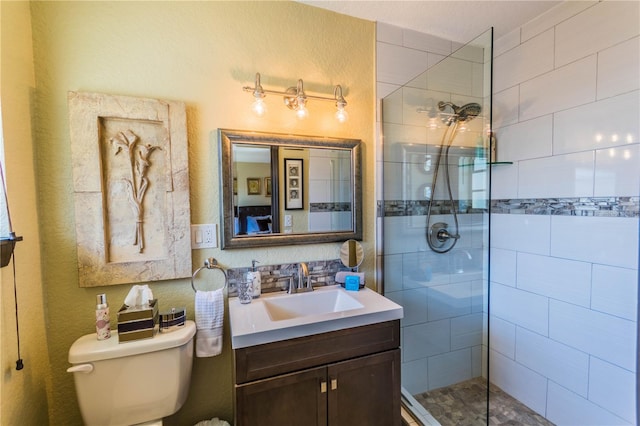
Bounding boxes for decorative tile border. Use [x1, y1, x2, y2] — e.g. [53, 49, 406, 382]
[378, 200, 484, 217]
[377, 197, 639, 218]
[309, 202, 352, 212]
[227, 259, 347, 296]
[490, 197, 639, 217]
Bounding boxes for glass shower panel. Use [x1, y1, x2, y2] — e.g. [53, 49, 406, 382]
[382, 29, 493, 425]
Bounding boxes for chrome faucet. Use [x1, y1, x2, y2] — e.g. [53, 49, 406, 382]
[288, 262, 312, 294]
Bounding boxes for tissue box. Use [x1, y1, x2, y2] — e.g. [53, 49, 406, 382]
[117, 299, 158, 343]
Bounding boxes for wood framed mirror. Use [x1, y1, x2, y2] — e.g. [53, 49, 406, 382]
[218, 129, 362, 249]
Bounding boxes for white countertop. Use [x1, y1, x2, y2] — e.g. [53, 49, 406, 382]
[229, 285, 403, 349]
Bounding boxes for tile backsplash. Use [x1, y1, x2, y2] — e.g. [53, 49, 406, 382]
[226, 258, 347, 296]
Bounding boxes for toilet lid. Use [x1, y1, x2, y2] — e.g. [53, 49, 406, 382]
[68, 320, 195, 363]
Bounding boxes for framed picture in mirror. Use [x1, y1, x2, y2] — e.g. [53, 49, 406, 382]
[247, 177, 261, 195]
[264, 177, 271, 196]
[285, 158, 303, 210]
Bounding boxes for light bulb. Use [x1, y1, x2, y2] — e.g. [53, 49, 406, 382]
[252, 97, 266, 117]
[296, 97, 308, 119]
[335, 105, 348, 123]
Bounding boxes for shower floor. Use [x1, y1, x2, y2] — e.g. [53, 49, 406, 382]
[413, 377, 555, 426]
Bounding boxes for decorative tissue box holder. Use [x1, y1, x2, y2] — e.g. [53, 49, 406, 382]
[117, 299, 158, 343]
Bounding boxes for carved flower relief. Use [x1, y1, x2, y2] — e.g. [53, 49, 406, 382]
[110, 130, 162, 253]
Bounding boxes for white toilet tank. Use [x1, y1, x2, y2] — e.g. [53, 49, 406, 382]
[68, 320, 196, 426]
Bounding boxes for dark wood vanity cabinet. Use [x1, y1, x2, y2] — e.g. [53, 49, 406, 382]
[233, 320, 401, 426]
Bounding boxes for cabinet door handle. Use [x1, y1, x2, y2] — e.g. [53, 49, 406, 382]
[331, 378, 338, 390]
[321, 381, 327, 393]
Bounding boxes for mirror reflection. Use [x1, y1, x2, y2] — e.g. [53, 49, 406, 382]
[219, 130, 362, 249]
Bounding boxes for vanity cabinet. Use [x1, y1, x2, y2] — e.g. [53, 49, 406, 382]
[233, 320, 401, 426]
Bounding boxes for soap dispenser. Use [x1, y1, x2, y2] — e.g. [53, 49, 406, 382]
[247, 260, 261, 298]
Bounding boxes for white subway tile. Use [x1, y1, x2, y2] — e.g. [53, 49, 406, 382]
[428, 348, 472, 390]
[490, 213, 550, 255]
[403, 29, 452, 56]
[521, 1, 597, 42]
[377, 42, 432, 86]
[472, 345, 483, 377]
[515, 327, 589, 396]
[331, 211, 351, 231]
[382, 124, 429, 163]
[489, 163, 518, 199]
[595, 144, 640, 197]
[547, 381, 632, 426]
[402, 87, 445, 126]
[551, 216, 639, 269]
[401, 358, 429, 395]
[489, 247, 516, 287]
[451, 41, 484, 63]
[489, 350, 548, 416]
[520, 56, 597, 121]
[589, 357, 637, 423]
[591, 264, 638, 321]
[427, 282, 471, 321]
[489, 315, 516, 359]
[490, 283, 549, 336]
[403, 250, 450, 288]
[598, 36, 640, 100]
[554, 91, 640, 155]
[494, 29, 554, 94]
[405, 70, 428, 90]
[493, 27, 520, 58]
[517, 252, 591, 307]
[383, 253, 404, 293]
[377, 22, 403, 44]
[382, 161, 404, 200]
[377, 81, 401, 100]
[451, 313, 483, 350]
[518, 151, 594, 198]
[381, 88, 404, 124]
[549, 299, 636, 371]
[497, 115, 553, 162]
[386, 288, 428, 327]
[403, 319, 450, 361]
[426, 55, 475, 96]
[492, 86, 519, 128]
[555, 1, 640, 68]
[383, 216, 428, 255]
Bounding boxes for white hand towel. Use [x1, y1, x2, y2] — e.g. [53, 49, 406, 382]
[195, 289, 224, 357]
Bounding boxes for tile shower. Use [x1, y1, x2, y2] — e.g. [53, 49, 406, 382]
[377, 1, 639, 424]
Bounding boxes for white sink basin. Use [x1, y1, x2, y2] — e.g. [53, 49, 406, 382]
[263, 290, 364, 321]
[229, 285, 403, 349]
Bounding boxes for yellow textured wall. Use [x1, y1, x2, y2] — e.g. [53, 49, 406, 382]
[28, 1, 374, 424]
[0, 1, 50, 425]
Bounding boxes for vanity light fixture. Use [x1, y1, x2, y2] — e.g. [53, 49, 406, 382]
[243, 73, 348, 121]
[250, 73, 267, 117]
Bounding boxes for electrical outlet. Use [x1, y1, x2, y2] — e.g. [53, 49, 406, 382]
[284, 215, 292, 227]
[191, 224, 217, 249]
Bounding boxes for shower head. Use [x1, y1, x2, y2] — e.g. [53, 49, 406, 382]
[437, 101, 482, 125]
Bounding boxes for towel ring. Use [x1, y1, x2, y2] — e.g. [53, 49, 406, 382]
[191, 257, 228, 292]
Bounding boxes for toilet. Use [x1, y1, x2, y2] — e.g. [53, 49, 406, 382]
[67, 320, 196, 426]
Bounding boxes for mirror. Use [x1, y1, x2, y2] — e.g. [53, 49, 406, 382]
[218, 129, 362, 249]
[340, 239, 364, 270]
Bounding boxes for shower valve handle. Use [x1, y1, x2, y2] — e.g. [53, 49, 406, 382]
[437, 228, 460, 241]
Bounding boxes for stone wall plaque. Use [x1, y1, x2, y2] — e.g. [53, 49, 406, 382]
[68, 91, 191, 287]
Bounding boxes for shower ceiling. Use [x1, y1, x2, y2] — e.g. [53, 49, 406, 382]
[298, 0, 561, 43]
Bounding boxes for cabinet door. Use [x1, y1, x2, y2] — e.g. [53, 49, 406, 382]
[235, 365, 328, 426]
[327, 349, 401, 426]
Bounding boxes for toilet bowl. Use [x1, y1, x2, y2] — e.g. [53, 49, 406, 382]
[68, 320, 196, 426]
